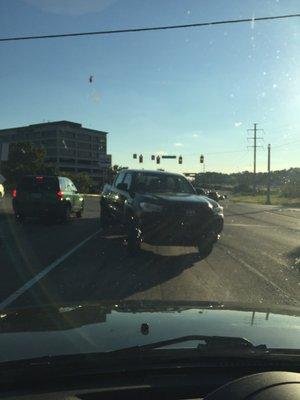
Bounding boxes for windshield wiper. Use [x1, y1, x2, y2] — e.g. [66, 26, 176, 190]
[111, 335, 268, 355]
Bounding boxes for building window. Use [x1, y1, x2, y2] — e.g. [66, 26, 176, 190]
[45, 157, 56, 163]
[77, 133, 91, 142]
[78, 151, 91, 158]
[77, 159, 91, 165]
[59, 158, 76, 164]
[46, 148, 57, 156]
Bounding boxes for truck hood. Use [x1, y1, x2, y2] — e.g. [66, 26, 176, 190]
[141, 193, 212, 206]
[0, 301, 299, 363]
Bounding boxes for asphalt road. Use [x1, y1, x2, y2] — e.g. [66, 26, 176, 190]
[0, 197, 299, 310]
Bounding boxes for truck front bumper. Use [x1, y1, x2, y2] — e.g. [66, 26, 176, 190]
[139, 212, 223, 246]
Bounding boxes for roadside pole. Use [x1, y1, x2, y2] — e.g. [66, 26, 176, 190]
[266, 144, 271, 205]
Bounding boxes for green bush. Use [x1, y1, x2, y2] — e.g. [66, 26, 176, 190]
[233, 183, 252, 194]
[281, 183, 300, 198]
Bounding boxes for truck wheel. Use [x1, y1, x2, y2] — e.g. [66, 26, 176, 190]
[127, 222, 142, 256]
[197, 241, 213, 258]
[15, 213, 25, 224]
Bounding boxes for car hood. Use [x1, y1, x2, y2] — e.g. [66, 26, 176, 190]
[0, 301, 299, 363]
[141, 193, 212, 206]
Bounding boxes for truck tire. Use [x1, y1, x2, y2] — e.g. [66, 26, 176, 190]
[197, 241, 213, 258]
[15, 213, 25, 224]
[127, 221, 142, 256]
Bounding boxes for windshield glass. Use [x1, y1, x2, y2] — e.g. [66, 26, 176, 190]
[134, 172, 195, 194]
[0, 0, 299, 370]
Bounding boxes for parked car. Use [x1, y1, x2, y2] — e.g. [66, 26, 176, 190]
[100, 170, 223, 256]
[194, 187, 208, 196]
[12, 175, 84, 223]
[0, 183, 4, 203]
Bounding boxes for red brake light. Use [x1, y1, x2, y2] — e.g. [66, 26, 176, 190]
[12, 189, 17, 198]
[56, 191, 63, 199]
[36, 176, 44, 181]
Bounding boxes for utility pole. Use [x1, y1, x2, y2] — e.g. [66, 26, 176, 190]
[266, 144, 271, 205]
[247, 123, 263, 193]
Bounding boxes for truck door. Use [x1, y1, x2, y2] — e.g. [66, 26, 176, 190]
[109, 171, 126, 220]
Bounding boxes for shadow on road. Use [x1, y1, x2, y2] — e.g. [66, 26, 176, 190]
[9, 228, 208, 308]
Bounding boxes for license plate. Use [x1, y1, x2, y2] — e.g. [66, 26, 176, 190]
[31, 193, 42, 200]
[186, 209, 196, 216]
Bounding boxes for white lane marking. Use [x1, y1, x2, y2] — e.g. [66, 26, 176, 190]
[0, 228, 102, 310]
[224, 249, 300, 305]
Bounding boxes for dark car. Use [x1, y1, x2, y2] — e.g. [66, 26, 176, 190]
[12, 175, 84, 222]
[194, 187, 208, 196]
[100, 170, 223, 256]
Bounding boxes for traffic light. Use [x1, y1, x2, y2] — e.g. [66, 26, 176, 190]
[200, 155, 204, 163]
[156, 156, 160, 164]
[139, 154, 143, 163]
[151, 155, 155, 161]
[178, 155, 183, 164]
[133, 154, 137, 159]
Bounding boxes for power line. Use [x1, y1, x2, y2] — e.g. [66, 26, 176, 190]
[185, 149, 249, 156]
[0, 13, 299, 42]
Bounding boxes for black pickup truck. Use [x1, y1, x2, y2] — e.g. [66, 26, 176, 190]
[100, 169, 224, 256]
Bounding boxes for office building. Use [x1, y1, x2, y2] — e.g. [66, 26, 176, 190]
[0, 121, 111, 184]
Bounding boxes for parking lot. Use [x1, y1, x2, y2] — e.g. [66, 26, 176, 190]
[0, 196, 299, 310]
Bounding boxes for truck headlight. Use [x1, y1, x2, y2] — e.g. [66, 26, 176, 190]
[207, 199, 223, 215]
[140, 202, 163, 212]
[213, 204, 223, 215]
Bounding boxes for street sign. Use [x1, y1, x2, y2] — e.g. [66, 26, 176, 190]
[161, 155, 176, 159]
[0, 143, 9, 161]
[99, 154, 112, 168]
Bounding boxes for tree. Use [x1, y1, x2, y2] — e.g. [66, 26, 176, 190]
[1, 142, 56, 185]
[107, 165, 126, 183]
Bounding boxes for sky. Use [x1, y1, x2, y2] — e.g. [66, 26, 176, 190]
[0, 0, 299, 173]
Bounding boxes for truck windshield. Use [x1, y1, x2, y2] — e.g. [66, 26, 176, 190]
[133, 173, 195, 194]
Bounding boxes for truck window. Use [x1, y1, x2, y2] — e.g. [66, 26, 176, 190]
[114, 173, 125, 188]
[123, 173, 132, 190]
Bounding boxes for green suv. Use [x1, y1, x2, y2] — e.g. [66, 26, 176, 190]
[12, 175, 84, 222]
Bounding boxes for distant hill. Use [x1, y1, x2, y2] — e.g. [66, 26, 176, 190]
[195, 168, 300, 188]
